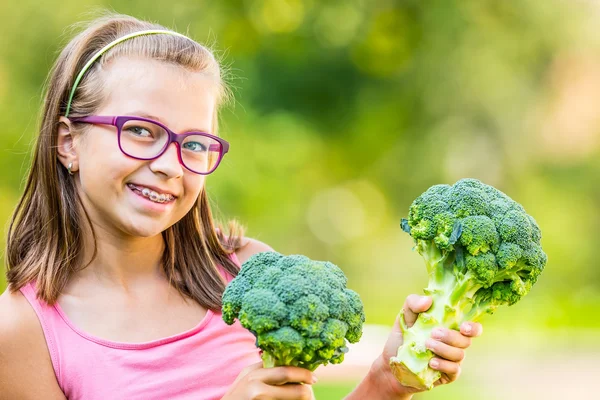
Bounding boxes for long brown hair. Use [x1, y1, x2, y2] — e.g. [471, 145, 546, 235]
[5, 12, 244, 310]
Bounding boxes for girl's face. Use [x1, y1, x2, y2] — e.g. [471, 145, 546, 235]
[61, 57, 218, 238]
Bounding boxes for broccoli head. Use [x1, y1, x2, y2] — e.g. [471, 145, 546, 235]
[222, 251, 365, 371]
[392, 178, 547, 390]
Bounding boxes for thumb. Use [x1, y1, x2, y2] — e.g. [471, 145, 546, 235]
[222, 361, 263, 398]
[382, 314, 404, 360]
[403, 294, 432, 328]
[234, 361, 263, 383]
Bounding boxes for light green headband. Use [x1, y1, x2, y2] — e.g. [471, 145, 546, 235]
[64, 29, 192, 117]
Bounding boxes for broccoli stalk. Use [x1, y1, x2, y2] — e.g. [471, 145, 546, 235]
[222, 252, 365, 372]
[390, 179, 547, 390]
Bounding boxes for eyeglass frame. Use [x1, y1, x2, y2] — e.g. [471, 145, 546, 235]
[68, 115, 230, 175]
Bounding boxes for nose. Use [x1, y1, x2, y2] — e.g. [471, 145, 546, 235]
[149, 142, 184, 178]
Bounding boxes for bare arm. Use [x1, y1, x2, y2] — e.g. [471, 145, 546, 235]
[0, 288, 67, 400]
[235, 237, 275, 264]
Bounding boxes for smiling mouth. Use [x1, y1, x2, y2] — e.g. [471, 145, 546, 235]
[127, 183, 176, 204]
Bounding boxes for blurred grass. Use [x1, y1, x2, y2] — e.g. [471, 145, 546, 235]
[313, 383, 356, 400]
[314, 382, 506, 400]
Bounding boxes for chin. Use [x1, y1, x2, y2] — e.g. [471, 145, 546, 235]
[125, 226, 165, 238]
[120, 218, 173, 238]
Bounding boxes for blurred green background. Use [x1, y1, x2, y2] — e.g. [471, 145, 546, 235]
[1, 0, 598, 398]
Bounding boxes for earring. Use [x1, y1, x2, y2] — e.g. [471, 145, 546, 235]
[67, 162, 74, 175]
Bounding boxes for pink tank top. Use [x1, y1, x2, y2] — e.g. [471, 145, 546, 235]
[19, 253, 261, 400]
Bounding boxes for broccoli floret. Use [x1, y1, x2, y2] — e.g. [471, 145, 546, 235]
[222, 251, 365, 371]
[459, 215, 500, 255]
[392, 178, 547, 390]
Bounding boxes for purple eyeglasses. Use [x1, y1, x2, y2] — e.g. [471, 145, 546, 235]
[69, 115, 229, 175]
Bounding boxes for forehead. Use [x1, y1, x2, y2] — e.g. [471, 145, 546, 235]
[97, 56, 217, 131]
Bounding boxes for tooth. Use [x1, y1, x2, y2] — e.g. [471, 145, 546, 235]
[142, 188, 150, 197]
[150, 192, 159, 202]
[159, 194, 166, 202]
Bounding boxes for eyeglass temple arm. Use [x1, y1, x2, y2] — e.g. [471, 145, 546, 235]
[69, 116, 117, 125]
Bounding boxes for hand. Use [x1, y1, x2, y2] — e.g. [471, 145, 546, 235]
[222, 362, 317, 400]
[373, 294, 483, 398]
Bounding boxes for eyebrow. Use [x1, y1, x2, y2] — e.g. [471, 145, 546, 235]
[126, 111, 211, 133]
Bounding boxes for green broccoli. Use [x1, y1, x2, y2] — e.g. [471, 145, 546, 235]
[392, 178, 547, 390]
[222, 251, 365, 371]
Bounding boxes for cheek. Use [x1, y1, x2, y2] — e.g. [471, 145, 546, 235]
[181, 175, 205, 206]
[77, 134, 141, 193]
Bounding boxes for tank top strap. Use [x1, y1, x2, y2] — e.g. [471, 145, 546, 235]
[218, 251, 241, 284]
[19, 282, 63, 384]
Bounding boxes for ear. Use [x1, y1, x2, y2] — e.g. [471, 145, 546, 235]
[56, 116, 80, 174]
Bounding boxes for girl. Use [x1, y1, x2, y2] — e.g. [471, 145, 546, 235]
[0, 13, 482, 400]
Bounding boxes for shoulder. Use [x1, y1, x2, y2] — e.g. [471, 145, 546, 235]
[0, 288, 66, 399]
[0, 286, 42, 345]
[234, 237, 275, 265]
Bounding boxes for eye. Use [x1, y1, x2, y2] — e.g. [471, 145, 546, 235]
[126, 126, 153, 138]
[183, 141, 208, 152]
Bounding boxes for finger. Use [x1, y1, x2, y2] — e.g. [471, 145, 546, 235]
[266, 383, 314, 400]
[260, 366, 316, 386]
[382, 314, 405, 359]
[460, 322, 483, 337]
[429, 358, 461, 382]
[431, 328, 472, 349]
[240, 362, 263, 376]
[403, 295, 432, 328]
[426, 339, 465, 363]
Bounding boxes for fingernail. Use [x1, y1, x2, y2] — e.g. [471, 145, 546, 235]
[463, 324, 472, 334]
[426, 339, 437, 350]
[431, 328, 444, 339]
[312, 375, 318, 384]
[430, 359, 439, 369]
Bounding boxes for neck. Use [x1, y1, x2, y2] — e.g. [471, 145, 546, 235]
[76, 222, 166, 291]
